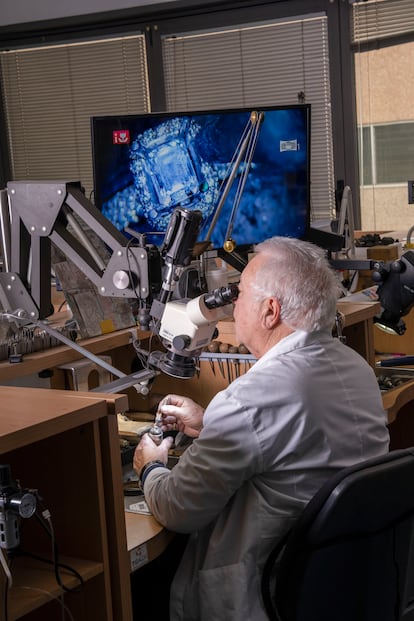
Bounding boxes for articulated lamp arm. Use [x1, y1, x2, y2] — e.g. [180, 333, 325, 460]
[0, 181, 158, 322]
[0, 180, 237, 381]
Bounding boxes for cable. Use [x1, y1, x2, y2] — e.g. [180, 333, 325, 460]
[3, 578, 7, 621]
[1, 493, 83, 620]
[126, 237, 144, 308]
[15, 505, 84, 593]
[43, 509, 84, 593]
[36, 507, 84, 593]
[0, 547, 12, 588]
[131, 333, 152, 370]
[15, 548, 84, 593]
[0, 547, 12, 621]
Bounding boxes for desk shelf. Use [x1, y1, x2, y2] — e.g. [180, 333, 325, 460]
[7, 556, 104, 620]
[0, 327, 135, 383]
[0, 386, 132, 621]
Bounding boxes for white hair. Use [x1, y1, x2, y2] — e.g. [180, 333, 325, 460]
[252, 236, 341, 332]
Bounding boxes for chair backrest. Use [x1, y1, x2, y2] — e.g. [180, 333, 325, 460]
[261, 448, 414, 621]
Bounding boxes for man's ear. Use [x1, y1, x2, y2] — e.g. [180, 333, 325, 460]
[262, 296, 281, 329]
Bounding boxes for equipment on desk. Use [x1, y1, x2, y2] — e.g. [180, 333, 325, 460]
[331, 249, 414, 337]
[2, 157, 413, 387]
[320, 183, 414, 336]
[0, 463, 85, 603]
[0, 112, 272, 385]
[0, 464, 37, 551]
[152, 282, 238, 378]
[0, 181, 241, 386]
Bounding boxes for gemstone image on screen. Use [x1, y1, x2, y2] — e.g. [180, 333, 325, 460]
[93, 106, 310, 248]
[128, 117, 217, 232]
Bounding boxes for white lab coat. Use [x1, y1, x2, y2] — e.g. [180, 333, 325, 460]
[143, 329, 390, 621]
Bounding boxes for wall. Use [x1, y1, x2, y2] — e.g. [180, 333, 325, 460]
[355, 41, 414, 235]
[0, 0, 181, 26]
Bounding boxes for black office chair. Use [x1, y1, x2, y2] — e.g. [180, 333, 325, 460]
[261, 448, 414, 621]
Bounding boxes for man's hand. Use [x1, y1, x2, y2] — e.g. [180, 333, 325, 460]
[160, 394, 204, 438]
[133, 434, 173, 476]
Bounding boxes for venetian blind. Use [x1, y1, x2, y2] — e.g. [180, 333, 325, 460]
[162, 14, 335, 221]
[0, 35, 150, 198]
[352, 0, 414, 45]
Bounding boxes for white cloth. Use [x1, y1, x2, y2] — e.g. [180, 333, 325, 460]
[143, 329, 389, 621]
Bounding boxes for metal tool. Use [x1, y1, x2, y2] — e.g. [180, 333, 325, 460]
[200, 349, 256, 383]
[148, 395, 170, 445]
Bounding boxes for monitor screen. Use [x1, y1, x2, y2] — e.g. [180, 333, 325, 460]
[91, 105, 310, 249]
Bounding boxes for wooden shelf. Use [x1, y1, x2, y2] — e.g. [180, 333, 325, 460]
[0, 327, 137, 383]
[7, 556, 104, 620]
[0, 386, 132, 621]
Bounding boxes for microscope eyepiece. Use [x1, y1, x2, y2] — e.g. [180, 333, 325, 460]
[203, 283, 239, 309]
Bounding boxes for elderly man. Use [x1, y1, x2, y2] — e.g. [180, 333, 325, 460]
[134, 236, 389, 621]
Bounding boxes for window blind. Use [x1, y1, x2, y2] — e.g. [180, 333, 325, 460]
[352, 0, 414, 45]
[162, 14, 335, 221]
[0, 35, 150, 198]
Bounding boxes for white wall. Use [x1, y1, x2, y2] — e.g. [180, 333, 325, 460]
[0, 0, 181, 27]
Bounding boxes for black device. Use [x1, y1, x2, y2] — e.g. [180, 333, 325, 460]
[0, 464, 37, 550]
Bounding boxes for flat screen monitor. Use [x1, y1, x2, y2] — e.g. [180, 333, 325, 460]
[91, 105, 310, 249]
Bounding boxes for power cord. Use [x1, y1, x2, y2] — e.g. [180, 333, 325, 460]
[33, 507, 84, 592]
[0, 546, 12, 621]
[10, 502, 84, 594]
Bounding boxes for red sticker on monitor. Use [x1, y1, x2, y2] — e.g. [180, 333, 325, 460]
[113, 130, 130, 144]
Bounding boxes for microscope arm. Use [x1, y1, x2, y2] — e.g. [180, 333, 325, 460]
[0, 180, 233, 380]
[331, 251, 414, 336]
[0, 181, 155, 321]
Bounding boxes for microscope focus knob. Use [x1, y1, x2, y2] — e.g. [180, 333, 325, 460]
[113, 270, 134, 290]
[172, 335, 191, 351]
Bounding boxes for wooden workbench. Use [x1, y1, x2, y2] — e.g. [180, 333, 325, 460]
[125, 512, 174, 573]
[0, 299, 381, 384]
[0, 296, 411, 618]
[0, 325, 135, 383]
[336, 298, 380, 368]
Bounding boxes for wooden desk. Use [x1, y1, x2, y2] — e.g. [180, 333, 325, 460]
[336, 299, 380, 367]
[374, 305, 414, 356]
[382, 379, 414, 425]
[0, 326, 135, 383]
[0, 300, 380, 385]
[0, 386, 132, 621]
[377, 369, 414, 450]
[125, 512, 174, 572]
[0, 299, 402, 598]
